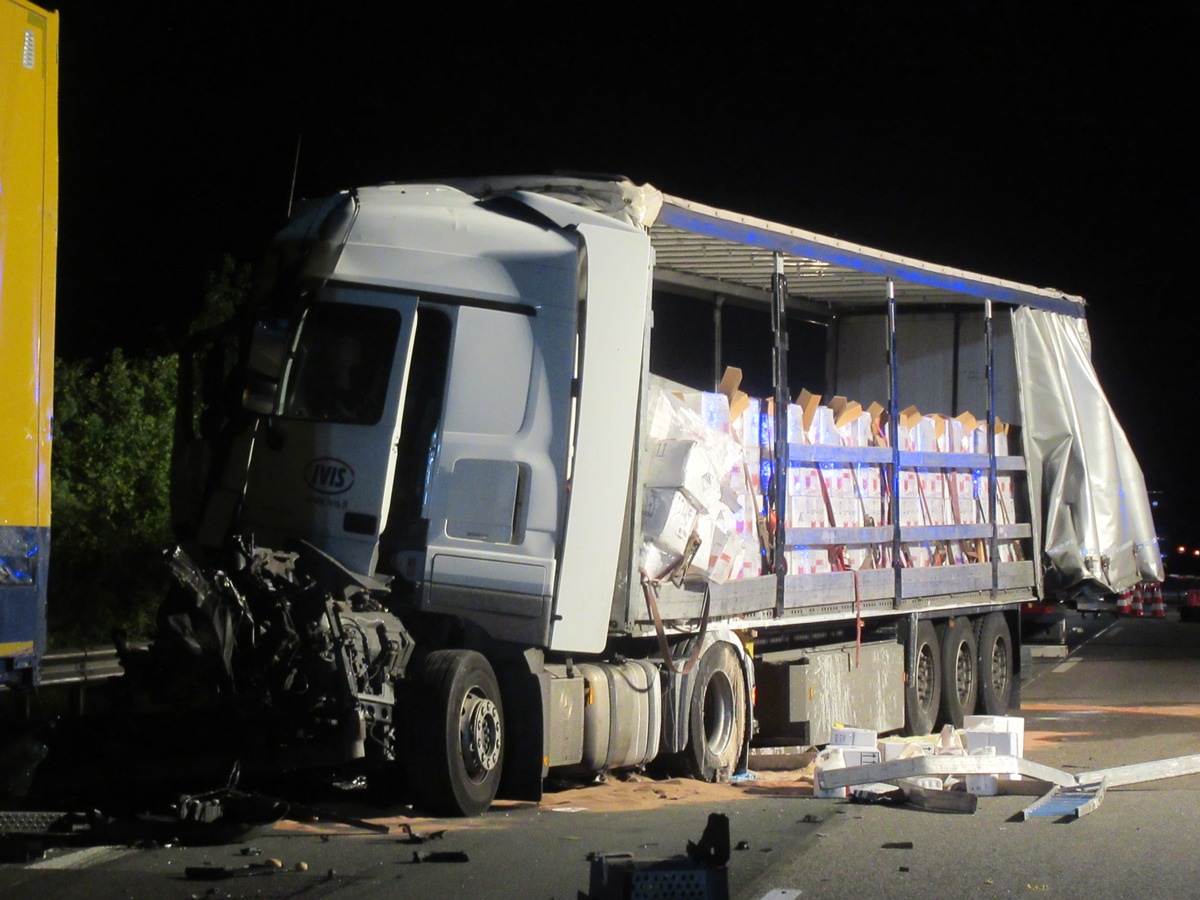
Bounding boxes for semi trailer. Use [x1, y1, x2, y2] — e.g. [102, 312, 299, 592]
[140, 174, 1159, 816]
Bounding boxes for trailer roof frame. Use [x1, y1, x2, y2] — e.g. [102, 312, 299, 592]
[651, 194, 1087, 318]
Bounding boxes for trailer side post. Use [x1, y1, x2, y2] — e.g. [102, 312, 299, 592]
[887, 280, 902, 603]
[772, 254, 789, 611]
[986, 298, 998, 598]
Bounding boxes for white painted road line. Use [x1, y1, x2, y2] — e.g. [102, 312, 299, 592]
[28, 846, 134, 870]
[1052, 659, 1081, 674]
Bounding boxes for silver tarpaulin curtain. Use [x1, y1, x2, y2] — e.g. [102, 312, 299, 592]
[1012, 307, 1161, 598]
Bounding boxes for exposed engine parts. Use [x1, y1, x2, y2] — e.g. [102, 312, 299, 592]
[119, 537, 414, 770]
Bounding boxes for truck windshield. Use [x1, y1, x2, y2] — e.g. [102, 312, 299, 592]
[279, 302, 402, 424]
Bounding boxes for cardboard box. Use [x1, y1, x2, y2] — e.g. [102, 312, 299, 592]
[718, 367, 750, 422]
[918, 470, 948, 526]
[786, 495, 830, 529]
[951, 471, 977, 524]
[878, 740, 935, 762]
[831, 726, 877, 747]
[795, 388, 822, 434]
[646, 439, 722, 513]
[837, 410, 872, 447]
[642, 488, 699, 556]
[639, 542, 680, 581]
[809, 406, 838, 446]
[787, 547, 830, 575]
[966, 773, 1001, 796]
[856, 466, 884, 526]
[842, 748, 882, 768]
[964, 715, 1024, 783]
[899, 470, 922, 527]
[676, 391, 731, 435]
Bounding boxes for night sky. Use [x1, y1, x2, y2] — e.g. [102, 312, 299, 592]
[46, 3, 1200, 538]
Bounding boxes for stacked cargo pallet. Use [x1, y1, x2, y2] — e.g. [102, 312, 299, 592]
[639, 371, 1020, 587]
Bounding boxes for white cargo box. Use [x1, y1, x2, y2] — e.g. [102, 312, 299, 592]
[645, 439, 722, 513]
[830, 725, 878, 748]
[642, 488, 698, 556]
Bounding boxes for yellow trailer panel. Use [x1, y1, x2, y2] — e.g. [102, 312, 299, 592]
[0, 0, 57, 685]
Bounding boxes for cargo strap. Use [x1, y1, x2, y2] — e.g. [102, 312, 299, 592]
[639, 564, 711, 677]
[815, 465, 848, 572]
[849, 463, 882, 569]
[913, 469, 952, 566]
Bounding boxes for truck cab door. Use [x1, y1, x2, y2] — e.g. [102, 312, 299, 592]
[238, 286, 418, 575]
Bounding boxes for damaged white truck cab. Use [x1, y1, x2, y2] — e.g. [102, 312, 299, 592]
[169, 175, 1159, 816]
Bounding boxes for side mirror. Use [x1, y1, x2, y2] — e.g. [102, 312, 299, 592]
[242, 317, 292, 415]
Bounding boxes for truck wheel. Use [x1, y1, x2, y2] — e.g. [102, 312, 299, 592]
[976, 613, 1013, 715]
[903, 620, 942, 736]
[684, 642, 746, 782]
[412, 650, 504, 816]
[938, 617, 978, 728]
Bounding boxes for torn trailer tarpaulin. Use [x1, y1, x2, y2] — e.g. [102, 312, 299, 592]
[1013, 307, 1162, 598]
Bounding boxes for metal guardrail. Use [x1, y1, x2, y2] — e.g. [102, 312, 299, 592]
[39, 646, 126, 686]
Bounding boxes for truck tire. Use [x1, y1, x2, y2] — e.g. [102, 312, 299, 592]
[938, 617, 978, 728]
[975, 612, 1013, 715]
[684, 642, 746, 782]
[903, 620, 942, 736]
[412, 650, 504, 816]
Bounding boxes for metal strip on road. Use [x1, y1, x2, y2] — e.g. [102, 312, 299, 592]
[28, 846, 135, 870]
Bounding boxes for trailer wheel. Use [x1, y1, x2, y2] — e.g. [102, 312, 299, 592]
[684, 642, 746, 782]
[938, 617, 978, 728]
[976, 613, 1013, 715]
[412, 650, 504, 816]
[903, 620, 942, 736]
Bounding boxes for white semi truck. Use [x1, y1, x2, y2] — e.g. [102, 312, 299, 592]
[154, 175, 1159, 816]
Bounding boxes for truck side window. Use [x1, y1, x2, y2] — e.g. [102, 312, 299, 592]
[280, 303, 401, 424]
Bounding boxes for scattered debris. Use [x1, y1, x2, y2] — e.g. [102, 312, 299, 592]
[184, 859, 284, 880]
[585, 814, 731, 900]
[849, 784, 904, 805]
[900, 781, 978, 815]
[686, 813, 730, 867]
[1020, 779, 1107, 820]
[816, 753, 1073, 793]
[396, 823, 445, 844]
[817, 744, 1200, 822]
[410, 850, 469, 863]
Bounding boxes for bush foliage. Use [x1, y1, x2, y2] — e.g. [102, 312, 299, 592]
[49, 351, 178, 646]
[48, 256, 251, 647]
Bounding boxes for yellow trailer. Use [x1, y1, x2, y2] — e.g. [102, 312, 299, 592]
[0, 0, 57, 687]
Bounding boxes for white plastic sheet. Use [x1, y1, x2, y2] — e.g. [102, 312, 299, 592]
[1013, 308, 1161, 597]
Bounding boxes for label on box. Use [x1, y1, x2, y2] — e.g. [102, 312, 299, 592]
[841, 748, 882, 768]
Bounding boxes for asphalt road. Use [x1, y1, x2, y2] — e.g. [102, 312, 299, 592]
[2, 612, 1199, 899]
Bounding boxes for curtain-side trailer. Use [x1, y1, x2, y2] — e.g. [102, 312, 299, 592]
[154, 175, 1159, 816]
[0, 0, 57, 690]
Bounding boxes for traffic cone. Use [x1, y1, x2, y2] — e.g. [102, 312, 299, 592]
[1129, 583, 1145, 617]
[1116, 589, 1132, 616]
[1183, 589, 1200, 622]
[1148, 582, 1166, 618]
